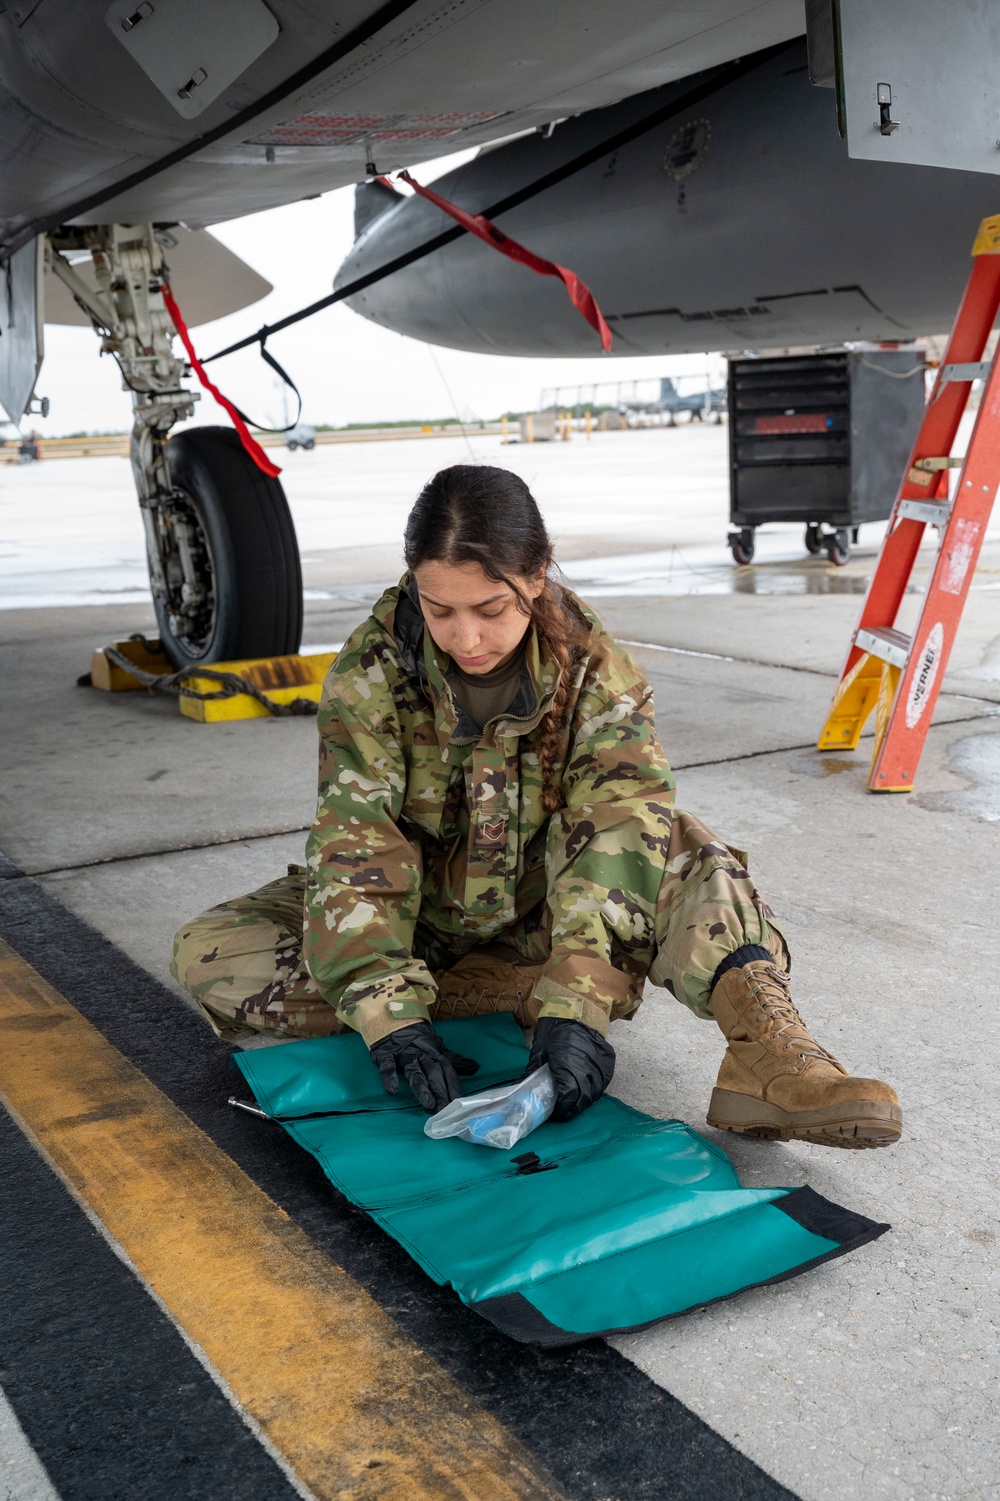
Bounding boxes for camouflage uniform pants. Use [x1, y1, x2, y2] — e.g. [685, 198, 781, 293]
[170, 810, 788, 1042]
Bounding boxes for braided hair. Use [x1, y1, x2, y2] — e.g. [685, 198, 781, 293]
[404, 464, 579, 813]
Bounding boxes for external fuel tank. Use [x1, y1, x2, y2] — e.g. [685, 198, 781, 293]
[336, 41, 1000, 356]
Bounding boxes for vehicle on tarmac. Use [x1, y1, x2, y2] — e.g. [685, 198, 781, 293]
[0, 1, 990, 665]
[285, 423, 316, 452]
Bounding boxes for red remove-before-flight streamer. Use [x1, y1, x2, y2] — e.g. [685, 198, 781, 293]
[161, 283, 282, 479]
[396, 171, 612, 352]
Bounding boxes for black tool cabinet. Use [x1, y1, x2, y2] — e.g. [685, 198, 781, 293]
[726, 349, 926, 565]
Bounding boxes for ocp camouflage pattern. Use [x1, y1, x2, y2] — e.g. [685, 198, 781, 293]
[291, 578, 786, 1046]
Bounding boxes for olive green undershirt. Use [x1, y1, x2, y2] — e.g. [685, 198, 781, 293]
[450, 641, 526, 731]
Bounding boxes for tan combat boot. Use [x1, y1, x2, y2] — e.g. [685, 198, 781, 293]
[706, 960, 902, 1148]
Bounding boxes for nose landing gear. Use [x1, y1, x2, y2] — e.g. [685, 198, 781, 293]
[47, 223, 302, 668]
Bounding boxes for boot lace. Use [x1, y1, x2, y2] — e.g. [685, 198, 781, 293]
[745, 964, 840, 1066]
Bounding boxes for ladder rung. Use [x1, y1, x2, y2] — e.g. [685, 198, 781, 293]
[897, 497, 952, 525]
[940, 361, 991, 384]
[855, 626, 911, 668]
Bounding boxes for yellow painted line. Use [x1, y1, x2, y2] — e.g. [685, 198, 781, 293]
[0, 940, 567, 1501]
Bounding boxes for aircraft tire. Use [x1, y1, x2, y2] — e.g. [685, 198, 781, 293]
[152, 426, 303, 668]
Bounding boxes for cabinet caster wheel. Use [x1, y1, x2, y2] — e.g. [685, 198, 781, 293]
[827, 528, 850, 566]
[729, 527, 755, 565]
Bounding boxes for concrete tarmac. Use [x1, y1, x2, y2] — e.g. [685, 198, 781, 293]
[2, 425, 999, 1500]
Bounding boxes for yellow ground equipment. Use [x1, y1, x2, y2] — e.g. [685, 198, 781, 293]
[90, 638, 336, 721]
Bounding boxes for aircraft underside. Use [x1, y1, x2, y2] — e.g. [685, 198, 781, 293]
[0, 0, 808, 667]
[0, 0, 803, 245]
[2, 2, 999, 669]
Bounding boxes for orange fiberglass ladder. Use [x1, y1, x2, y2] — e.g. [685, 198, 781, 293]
[818, 213, 1000, 791]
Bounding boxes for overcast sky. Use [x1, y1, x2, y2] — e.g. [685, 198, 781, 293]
[32, 150, 725, 437]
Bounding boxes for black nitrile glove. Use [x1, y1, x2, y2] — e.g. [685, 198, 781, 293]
[527, 1016, 616, 1121]
[370, 1021, 479, 1113]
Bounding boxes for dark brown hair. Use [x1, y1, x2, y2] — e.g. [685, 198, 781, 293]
[404, 464, 579, 812]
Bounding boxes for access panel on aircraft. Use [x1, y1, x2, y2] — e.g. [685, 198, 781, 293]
[839, 0, 1000, 175]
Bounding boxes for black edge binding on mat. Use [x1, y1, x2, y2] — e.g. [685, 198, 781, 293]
[475, 1190, 890, 1348]
[772, 1184, 890, 1247]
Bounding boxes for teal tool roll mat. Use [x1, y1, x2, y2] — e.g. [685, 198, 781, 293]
[233, 1014, 889, 1346]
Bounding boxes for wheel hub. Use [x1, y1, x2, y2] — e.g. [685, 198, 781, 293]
[149, 490, 217, 656]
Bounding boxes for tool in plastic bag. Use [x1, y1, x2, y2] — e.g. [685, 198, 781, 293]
[424, 1065, 556, 1149]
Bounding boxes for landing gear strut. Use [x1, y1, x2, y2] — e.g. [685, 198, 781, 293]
[47, 224, 302, 667]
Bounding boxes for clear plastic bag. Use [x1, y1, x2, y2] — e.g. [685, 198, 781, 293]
[424, 1065, 556, 1150]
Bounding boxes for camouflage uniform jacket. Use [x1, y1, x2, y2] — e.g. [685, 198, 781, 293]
[303, 579, 676, 1046]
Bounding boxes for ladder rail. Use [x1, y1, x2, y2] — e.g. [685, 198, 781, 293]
[819, 213, 1000, 793]
[869, 337, 1000, 788]
[837, 251, 1000, 683]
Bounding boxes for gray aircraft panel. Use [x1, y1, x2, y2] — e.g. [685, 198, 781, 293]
[0, 0, 803, 245]
[0, 240, 43, 424]
[106, 0, 281, 122]
[42, 226, 272, 329]
[336, 41, 1000, 357]
[840, 0, 1000, 176]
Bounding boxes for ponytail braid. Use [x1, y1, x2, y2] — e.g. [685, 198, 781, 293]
[530, 580, 581, 814]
